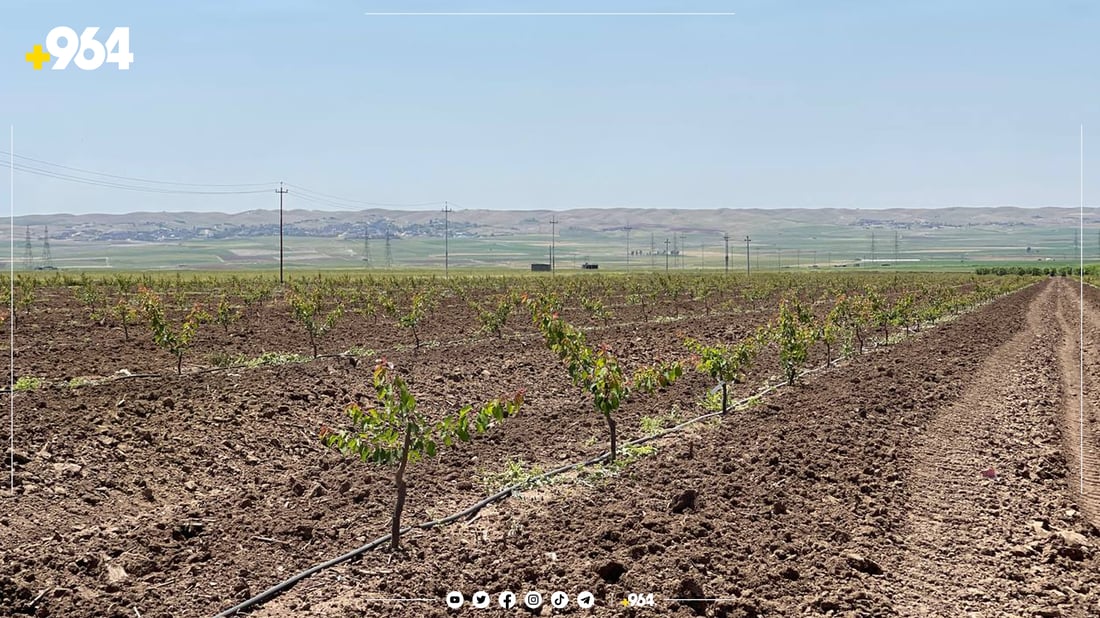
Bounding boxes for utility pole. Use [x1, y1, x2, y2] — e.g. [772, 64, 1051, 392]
[723, 233, 730, 273]
[442, 201, 452, 276]
[384, 231, 393, 267]
[894, 230, 899, 261]
[625, 224, 632, 270]
[664, 238, 671, 272]
[744, 236, 751, 275]
[549, 216, 558, 274]
[276, 183, 288, 284]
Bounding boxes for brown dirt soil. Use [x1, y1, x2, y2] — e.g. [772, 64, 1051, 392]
[2, 279, 1098, 618]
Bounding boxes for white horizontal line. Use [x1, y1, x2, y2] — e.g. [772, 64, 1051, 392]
[664, 593, 743, 598]
[667, 598, 741, 602]
[364, 12, 736, 16]
[357, 598, 437, 602]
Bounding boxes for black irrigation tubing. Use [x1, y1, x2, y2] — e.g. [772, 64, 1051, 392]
[213, 373, 801, 617]
[212, 282, 1036, 617]
[0, 372, 162, 394]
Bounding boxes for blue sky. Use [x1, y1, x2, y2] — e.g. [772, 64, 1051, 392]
[1, 0, 1098, 215]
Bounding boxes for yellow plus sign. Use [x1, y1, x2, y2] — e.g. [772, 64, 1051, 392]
[25, 44, 51, 70]
[620, 598, 631, 607]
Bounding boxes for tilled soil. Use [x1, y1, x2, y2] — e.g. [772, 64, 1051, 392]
[2, 279, 1098, 618]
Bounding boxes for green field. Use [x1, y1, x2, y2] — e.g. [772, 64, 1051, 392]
[6, 218, 1098, 274]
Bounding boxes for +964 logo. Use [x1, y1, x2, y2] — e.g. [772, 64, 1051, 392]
[25, 26, 133, 70]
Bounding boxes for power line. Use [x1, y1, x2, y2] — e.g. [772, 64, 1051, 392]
[2, 153, 441, 206]
[10, 162, 269, 195]
[284, 183, 440, 208]
[0, 150, 274, 188]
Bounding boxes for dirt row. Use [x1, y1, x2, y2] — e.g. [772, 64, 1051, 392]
[1065, 282, 1100, 525]
[887, 278, 1097, 615]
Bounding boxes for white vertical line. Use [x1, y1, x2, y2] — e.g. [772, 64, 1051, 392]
[8, 125, 13, 497]
[1081, 124, 1086, 496]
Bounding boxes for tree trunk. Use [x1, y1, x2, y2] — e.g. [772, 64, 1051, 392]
[604, 412, 617, 464]
[390, 429, 413, 552]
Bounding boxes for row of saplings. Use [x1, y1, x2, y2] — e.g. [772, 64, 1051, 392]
[320, 289, 963, 552]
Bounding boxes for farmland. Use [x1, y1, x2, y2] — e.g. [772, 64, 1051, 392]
[7, 205, 1100, 273]
[1, 271, 1099, 617]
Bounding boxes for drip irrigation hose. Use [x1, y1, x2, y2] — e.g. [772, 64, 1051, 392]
[212, 359, 856, 617]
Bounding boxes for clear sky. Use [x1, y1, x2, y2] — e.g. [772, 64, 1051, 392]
[1, 0, 1098, 215]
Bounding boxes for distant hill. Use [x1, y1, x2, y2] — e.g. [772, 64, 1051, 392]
[8, 206, 1095, 241]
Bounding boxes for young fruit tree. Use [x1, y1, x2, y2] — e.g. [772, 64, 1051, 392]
[287, 286, 344, 358]
[830, 293, 873, 355]
[468, 292, 518, 339]
[684, 331, 763, 414]
[112, 295, 139, 341]
[769, 297, 817, 385]
[525, 296, 681, 463]
[213, 294, 242, 335]
[399, 291, 436, 350]
[322, 361, 523, 552]
[139, 288, 209, 375]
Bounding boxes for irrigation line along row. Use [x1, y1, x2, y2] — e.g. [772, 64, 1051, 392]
[213, 282, 1036, 617]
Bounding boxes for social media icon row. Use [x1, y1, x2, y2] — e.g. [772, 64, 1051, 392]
[446, 590, 595, 609]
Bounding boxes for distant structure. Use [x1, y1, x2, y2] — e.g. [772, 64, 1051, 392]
[41, 226, 54, 269]
[531, 263, 551, 272]
[581, 262, 598, 270]
[362, 226, 371, 265]
[384, 231, 393, 268]
[22, 227, 33, 270]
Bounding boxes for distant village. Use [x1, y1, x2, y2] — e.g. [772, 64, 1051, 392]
[46, 218, 476, 243]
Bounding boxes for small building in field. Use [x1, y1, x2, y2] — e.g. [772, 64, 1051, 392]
[581, 263, 598, 270]
[531, 263, 551, 272]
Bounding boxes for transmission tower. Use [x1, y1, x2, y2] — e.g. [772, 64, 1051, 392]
[384, 231, 394, 268]
[894, 230, 899, 261]
[22, 227, 33, 270]
[41, 226, 53, 269]
[362, 224, 371, 265]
